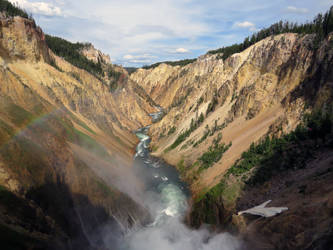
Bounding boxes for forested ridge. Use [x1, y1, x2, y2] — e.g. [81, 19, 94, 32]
[142, 58, 197, 70]
[141, 6, 333, 70]
[208, 6, 333, 59]
[45, 35, 104, 76]
[0, 0, 30, 19]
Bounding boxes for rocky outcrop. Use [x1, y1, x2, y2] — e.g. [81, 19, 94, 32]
[80, 43, 111, 65]
[130, 33, 326, 194]
[131, 32, 333, 250]
[0, 16, 50, 62]
[0, 15, 155, 249]
[233, 147, 333, 250]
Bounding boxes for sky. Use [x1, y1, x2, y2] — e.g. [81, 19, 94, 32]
[9, 0, 333, 67]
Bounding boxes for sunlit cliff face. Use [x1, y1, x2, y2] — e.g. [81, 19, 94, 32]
[129, 33, 316, 195]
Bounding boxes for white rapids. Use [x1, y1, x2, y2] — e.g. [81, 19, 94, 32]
[118, 126, 242, 250]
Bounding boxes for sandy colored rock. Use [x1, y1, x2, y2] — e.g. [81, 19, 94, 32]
[131, 33, 317, 195]
[80, 43, 111, 65]
[0, 15, 154, 242]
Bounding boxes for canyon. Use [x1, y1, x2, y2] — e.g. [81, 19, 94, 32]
[0, 5, 333, 250]
[130, 31, 333, 249]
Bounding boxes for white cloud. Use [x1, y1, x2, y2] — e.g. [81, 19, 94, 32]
[123, 54, 134, 60]
[286, 6, 309, 14]
[15, 0, 332, 66]
[175, 48, 189, 53]
[128, 59, 152, 63]
[235, 21, 255, 28]
[9, 0, 62, 16]
[42, 0, 210, 64]
[164, 47, 190, 55]
[123, 53, 157, 63]
[234, 21, 257, 31]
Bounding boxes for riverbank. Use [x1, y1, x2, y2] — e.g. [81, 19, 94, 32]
[118, 126, 242, 250]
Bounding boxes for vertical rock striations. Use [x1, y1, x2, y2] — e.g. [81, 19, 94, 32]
[0, 15, 155, 249]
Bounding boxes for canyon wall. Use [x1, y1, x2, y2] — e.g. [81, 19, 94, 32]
[131, 32, 333, 249]
[131, 32, 332, 194]
[1, 10, 333, 250]
[0, 16, 155, 249]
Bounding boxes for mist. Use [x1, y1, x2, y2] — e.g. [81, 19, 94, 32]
[122, 217, 241, 250]
[70, 143, 146, 205]
[69, 120, 242, 250]
[98, 128, 243, 250]
[119, 182, 242, 250]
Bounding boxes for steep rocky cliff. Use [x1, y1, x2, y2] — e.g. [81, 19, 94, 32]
[131, 33, 326, 193]
[80, 43, 111, 65]
[131, 32, 333, 249]
[0, 15, 156, 249]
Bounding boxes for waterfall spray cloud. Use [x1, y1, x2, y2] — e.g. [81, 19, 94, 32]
[70, 123, 243, 249]
[114, 129, 242, 250]
[123, 217, 241, 250]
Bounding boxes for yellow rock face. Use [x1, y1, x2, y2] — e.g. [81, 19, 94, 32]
[0, 16, 50, 62]
[131, 33, 316, 194]
[1, 14, 332, 242]
[0, 15, 155, 230]
[80, 43, 111, 65]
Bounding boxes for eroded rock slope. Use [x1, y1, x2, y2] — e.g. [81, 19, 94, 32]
[0, 15, 156, 249]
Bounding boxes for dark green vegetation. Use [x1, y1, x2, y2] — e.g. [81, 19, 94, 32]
[124, 67, 138, 74]
[190, 183, 228, 226]
[68, 72, 82, 83]
[176, 158, 186, 175]
[108, 67, 122, 80]
[169, 87, 193, 109]
[210, 120, 225, 136]
[165, 113, 205, 152]
[197, 96, 204, 105]
[227, 110, 331, 184]
[0, 0, 30, 19]
[45, 35, 103, 76]
[142, 58, 196, 70]
[206, 94, 219, 116]
[190, 105, 333, 250]
[198, 136, 231, 171]
[193, 120, 225, 148]
[208, 6, 333, 59]
[190, 109, 333, 232]
[194, 121, 224, 145]
[168, 126, 176, 135]
[193, 126, 211, 147]
[108, 67, 123, 92]
[197, 109, 332, 206]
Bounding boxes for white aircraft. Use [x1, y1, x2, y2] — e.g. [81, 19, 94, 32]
[238, 200, 288, 217]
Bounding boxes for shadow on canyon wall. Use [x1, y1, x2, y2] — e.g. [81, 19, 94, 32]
[0, 178, 123, 250]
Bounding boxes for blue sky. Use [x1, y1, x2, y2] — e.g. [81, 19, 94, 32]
[10, 0, 333, 67]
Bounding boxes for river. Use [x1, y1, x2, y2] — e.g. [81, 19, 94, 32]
[117, 125, 242, 250]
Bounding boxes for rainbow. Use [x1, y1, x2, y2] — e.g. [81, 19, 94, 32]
[0, 107, 64, 149]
